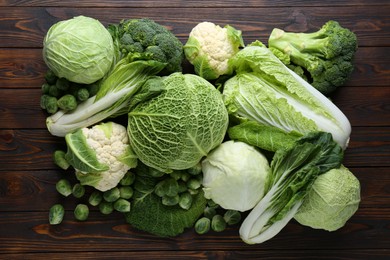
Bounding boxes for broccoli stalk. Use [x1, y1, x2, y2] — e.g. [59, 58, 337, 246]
[268, 20, 358, 95]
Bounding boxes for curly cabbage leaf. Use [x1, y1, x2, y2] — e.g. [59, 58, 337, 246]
[128, 72, 228, 172]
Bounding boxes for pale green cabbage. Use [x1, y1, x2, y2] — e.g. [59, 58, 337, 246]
[202, 140, 270, 212]
[127, 72, 228, 172]
[43, 15, 115, 84]
[294, 165, 361, 231]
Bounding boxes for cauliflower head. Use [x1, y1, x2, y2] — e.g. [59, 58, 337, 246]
[64, 121, 137, 191]
[184, 21, 244, 80]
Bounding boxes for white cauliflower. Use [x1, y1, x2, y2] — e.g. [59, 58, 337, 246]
[64, 121, 137, 191]
[184, 21, 244, 80]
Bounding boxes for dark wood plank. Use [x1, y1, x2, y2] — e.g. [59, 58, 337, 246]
[2, 0, 389, 7]
[0, 6, 389, 48]
[1, 47, 389, 89]
[0, 127, 389, 170]
[0, 208, 388, 253]
[0, 167, 386, 212]
[2, 250, 390, 260]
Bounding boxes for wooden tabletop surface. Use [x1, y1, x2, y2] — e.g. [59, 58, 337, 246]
[1, 1, 389, 259]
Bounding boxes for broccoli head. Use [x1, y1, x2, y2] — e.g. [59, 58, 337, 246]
[108, 18, 184, 74]
[268, 20, 358, 95]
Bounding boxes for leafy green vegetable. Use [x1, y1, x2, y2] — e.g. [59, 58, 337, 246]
[128, 72, 228, 172]
[108, 18, 184, 74]
[294, 165, 360, 231]
[239, 132, 343, 244]
[43, 16, 115, 84]
[125, 164, 207, 237]
[268, 20, 358, 95]
[228, 121, 302, 152]
[223, 41, 351, 149]
[46, 56, 165, 137]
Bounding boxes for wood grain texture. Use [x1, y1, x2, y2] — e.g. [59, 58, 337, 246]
[0, 1, 389, 258]
[0, 6, 389, 47]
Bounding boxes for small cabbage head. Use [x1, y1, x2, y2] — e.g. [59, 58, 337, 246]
[201, 140, 270, 212]
[294, 165, 361, 231]
[127, 72, 228, 173]
[43, 16, 115, 84]
[184, 22, 244, 80]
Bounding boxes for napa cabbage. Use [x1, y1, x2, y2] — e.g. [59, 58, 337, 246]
[223, 41, 351, 149]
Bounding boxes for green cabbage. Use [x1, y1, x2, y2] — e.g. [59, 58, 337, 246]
[202, 140, 270, 212]
[294, 165, 361, 231]
[43, 16, 115, 84]
[127, 72, 229, 172]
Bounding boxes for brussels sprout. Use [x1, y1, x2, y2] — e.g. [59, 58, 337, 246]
[99, 201, 114, 215]
[74, 204, 89, 221]
[45, 96, 58, 114]
[88, 190, 103, 206]
[114, 198, 131, 212]
[40, 94, 50, 109]
[170, 171, 182, 181]
[57, 94, 77, 111]
[49, 204, 65, 225]
[187, 163, 202, 176]
[180, 172, 191, 182]
[223, 210, 242, 225]
[48, 84, 61, 98]
[85, 83, 98, 97]
[41, 83, 51, 94]
[103, 187, 120, 202]
[154, 178, 179, 197]
[76, 88, 90, 102]
[56, 179, 72, 197]
[187, 178, 201, 190]
[179, 192, 193, 210]
[53, 150, 70, 170]
[162, 195, 180, 206]
[203, 206, 217, 219]
[56, 77, 70, 91]
[211, 215, 226, 232]
[195, 217, 211, 235]
[72, 183, 85, 198]
[45, 70, 58, 85]
[119, 186, 133, 200]
[120, 171, 136, 186]
[148, 168, 166, 178]
[207, 200, 219, 209]
[177, 181, 188, 193]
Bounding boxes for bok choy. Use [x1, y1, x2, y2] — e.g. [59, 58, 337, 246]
[239, 132, 343, 244]
[46, 55, 165, 137]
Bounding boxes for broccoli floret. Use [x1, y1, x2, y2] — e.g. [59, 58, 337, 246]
[268, 20, 358, 95]
[108, 18, 184, 74]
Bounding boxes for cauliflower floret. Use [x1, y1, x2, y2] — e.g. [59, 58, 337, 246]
[71, 122, 137, 191]
[184, 21, 244, 80]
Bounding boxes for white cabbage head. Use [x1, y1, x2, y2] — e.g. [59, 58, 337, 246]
[202, 140, 270, 212]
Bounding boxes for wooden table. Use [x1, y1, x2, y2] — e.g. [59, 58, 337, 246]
[1, 1, 389, 259]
